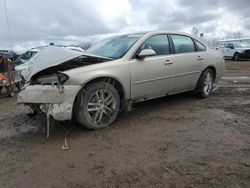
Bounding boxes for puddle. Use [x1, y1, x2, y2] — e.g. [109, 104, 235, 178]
[0, 120, 39, 138]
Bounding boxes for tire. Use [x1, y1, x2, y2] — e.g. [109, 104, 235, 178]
[233, 52, 240, 61]
[75, 82, 120, 129]
[195, 69, 214, 98]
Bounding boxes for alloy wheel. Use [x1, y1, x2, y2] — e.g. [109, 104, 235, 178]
[87, 89, 117, 125]
[203, 72, 213, 95]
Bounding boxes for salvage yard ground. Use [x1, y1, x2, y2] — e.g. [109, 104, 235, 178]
[0, 60, 250, 187]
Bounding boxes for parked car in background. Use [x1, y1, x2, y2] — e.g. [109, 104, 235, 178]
[218, 39, 250, 60]
[15, 48, 42, 81]
[18, 31, 224, 129]
[15, 46, 84, 81]
[0, 50, 19, 61]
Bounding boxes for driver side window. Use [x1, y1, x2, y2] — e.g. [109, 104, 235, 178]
[135, 35, 170, 57]
[226, 43, 234, 49]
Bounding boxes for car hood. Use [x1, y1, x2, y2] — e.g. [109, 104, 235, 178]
[28, 46, 113, 82]
[28, 46, 84, 80]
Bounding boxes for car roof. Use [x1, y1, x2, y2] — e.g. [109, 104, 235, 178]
[116, 31, 199, 42]
[119, 31, 193, 37]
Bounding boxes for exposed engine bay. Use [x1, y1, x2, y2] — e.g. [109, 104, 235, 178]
[30, 55, 110, 85]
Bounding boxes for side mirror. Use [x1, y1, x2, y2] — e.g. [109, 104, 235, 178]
[137, 49, 156, 59]
[230, 46, 234, 50]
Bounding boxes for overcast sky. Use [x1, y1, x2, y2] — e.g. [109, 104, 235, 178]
[0, 0, 250, 52]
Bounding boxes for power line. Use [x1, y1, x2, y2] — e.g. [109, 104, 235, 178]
[3, 0, 13, 50]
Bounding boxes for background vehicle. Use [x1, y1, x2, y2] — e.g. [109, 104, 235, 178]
[18, 31, 224, 129]
[0, 56, 22, 97]
[0, 50, 19, 61]
[15, 46, 84, 82]
[14, 48, 41, 81]
[218, 38, 250, 60]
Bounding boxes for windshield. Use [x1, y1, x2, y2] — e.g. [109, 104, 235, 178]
[85, 34, 143, 59]
[235, 42, 250, 48]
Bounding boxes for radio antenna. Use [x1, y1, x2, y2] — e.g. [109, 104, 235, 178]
[3, 0, 13, 50]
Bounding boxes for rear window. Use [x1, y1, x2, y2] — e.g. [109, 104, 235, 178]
[171, 35, 196, 54]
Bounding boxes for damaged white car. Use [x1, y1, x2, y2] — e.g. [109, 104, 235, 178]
[18, 31, 224, 129]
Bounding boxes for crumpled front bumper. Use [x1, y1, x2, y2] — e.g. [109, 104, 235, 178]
[18, 84, 82, 121]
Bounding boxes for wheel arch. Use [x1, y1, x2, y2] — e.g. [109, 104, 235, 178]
[234, 51, 239, 56]
[202, 66, 216, 80]
[83, 76, 127, 100]
[72, 75, 128, 121]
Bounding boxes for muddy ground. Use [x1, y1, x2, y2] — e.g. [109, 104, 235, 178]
[0, 60, 250, 188]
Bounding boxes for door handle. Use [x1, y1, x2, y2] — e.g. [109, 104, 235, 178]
[197, 56, 204, 60]
[164, 60, 174, 65]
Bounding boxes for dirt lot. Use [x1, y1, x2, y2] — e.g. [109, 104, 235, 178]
[0, 60, 250, 188]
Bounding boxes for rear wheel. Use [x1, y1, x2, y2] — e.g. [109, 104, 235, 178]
[75, 82, 120, 129]
[195, 69, 214, 98]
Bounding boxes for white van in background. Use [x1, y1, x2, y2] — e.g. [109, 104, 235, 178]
[218, 38, 250, 60]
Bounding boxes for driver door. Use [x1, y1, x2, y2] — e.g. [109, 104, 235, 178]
[130, 35, 176, 100]
[225, 43, 234, 57]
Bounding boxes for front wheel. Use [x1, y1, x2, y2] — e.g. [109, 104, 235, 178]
[233, 52, 240, 61]
[195, 69, 214, 98]
[75, 82, 120, 129]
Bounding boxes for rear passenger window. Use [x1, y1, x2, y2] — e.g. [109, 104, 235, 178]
[137, 35, 170, 56]
[194, 40, 206, 51]
[171, 35, 196, 53]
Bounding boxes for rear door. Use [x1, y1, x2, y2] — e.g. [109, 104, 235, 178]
[169, 34, 202, 92]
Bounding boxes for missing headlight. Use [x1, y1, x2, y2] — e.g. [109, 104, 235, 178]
[33, 72, 69, 85]
[56, 72, 69, 85]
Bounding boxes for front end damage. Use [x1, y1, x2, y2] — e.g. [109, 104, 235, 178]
[18, 84, 82, 121]
[16, 46, 114, 138]
[17, 82, 82, 139]
[17, 47, 111, 122]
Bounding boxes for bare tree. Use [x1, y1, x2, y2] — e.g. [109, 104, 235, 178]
[225, 32, 243, 39]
